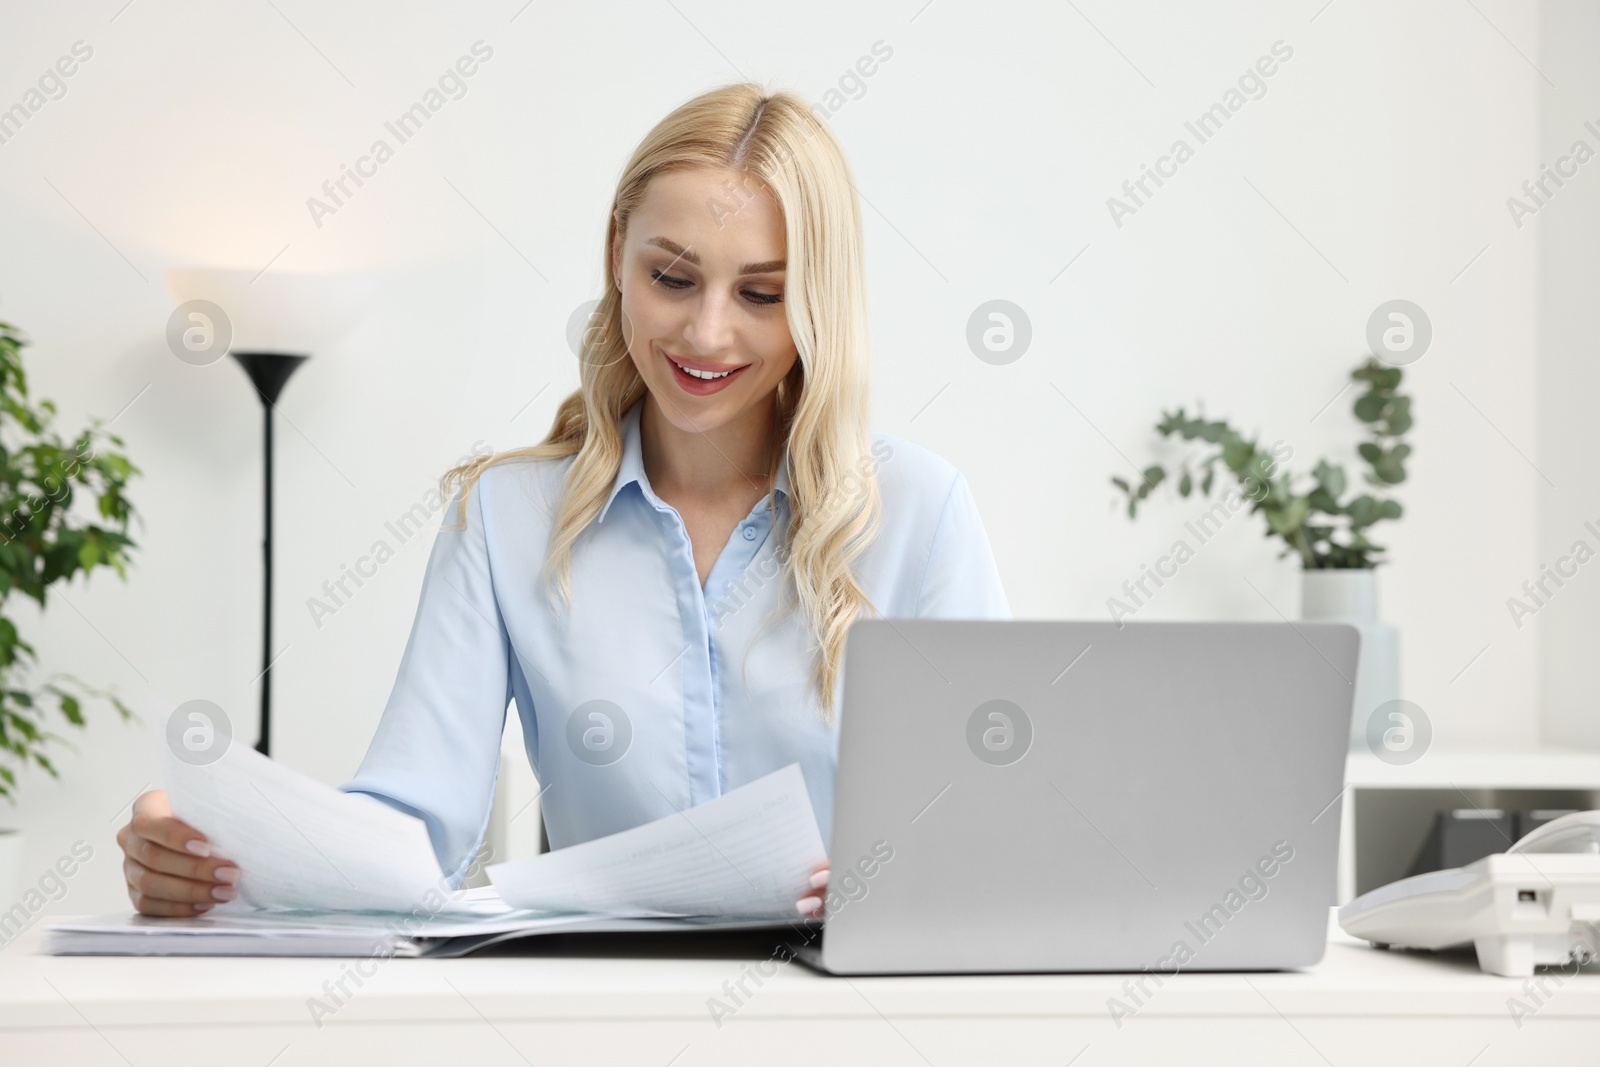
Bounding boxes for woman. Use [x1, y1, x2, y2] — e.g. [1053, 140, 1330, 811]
[117, 83, 1009, 918]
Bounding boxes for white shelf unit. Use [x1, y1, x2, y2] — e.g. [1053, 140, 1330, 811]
[1336, 747, 1600, 904]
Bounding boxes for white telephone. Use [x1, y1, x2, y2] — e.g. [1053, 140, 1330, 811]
[1338, 809, 1600, 977]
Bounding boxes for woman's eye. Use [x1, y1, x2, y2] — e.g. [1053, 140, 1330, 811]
[648, 269, 780, 306]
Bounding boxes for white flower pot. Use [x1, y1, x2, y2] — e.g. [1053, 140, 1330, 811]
[1301, 569, 1400, 749]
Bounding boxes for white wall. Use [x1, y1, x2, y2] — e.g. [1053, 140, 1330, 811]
[0, 0, 1568, 920]
[1537, 0, 1600, 749]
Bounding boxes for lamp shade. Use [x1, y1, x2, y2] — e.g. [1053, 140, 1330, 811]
[164, 267, 376, 353]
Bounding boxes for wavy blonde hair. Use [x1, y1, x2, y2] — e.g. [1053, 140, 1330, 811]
[441, 82, 880, 719]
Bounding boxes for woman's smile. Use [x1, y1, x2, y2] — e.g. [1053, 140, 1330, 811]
[660, 345, 751, 396]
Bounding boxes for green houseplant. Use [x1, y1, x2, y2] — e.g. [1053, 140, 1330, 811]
[1110, 355, 1413, 747]
[1112, 356, 1411, 567]
[0, 320, 139, 803]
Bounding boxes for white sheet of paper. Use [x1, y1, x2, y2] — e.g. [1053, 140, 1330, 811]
[487, 763, 827, 917]
[162, 737, 455, 914]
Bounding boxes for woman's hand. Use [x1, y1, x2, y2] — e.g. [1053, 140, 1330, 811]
[115, 789, 240, 916]
[796, 861, 828, 917]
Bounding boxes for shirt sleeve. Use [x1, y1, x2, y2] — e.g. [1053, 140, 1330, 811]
[914, 472, 1012, 619]
[339, 481, 512, 887]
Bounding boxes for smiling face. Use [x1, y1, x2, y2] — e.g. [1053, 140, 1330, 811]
[611, 166, 798, 436]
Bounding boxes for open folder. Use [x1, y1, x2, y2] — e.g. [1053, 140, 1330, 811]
[45, 742, 826, 958]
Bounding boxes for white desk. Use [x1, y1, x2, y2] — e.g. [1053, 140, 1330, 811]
[2, 911, 1597, 1065]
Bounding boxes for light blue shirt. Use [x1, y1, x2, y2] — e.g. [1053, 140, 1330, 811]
[341, 400, 1010, 885]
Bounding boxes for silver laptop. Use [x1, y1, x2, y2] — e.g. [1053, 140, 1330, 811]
[800, 619, 1359, 975]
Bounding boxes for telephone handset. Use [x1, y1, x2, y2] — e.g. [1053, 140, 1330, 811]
[1339, 810, 1600, 976]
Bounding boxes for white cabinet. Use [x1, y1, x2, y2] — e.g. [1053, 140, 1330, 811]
[1338, 747, 1600, 903]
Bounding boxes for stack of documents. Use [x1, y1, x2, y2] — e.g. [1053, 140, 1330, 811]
[44, 899, 807, 959]
[46, 742, 826, 958]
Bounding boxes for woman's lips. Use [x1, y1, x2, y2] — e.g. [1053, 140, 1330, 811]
[662, 349, 748, 396]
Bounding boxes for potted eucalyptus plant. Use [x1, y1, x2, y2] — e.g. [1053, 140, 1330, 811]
[1112, 356, 1411, 746]
[0, 320, 138, 904]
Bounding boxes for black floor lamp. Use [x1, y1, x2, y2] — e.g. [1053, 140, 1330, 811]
[166, 266, 373, 759]
[233, 352, 308, 757]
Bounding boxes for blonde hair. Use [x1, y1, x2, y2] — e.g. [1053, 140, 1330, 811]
[442, 82, 880, 719]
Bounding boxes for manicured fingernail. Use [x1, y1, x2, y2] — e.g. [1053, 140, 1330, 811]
[193, 903, 213, 912]
[211, 885, 237, 901]
[214, 866, 240, 884]
[796, 896, 821, 914]
[185, 840, 212, 857]
[809, 870, 829, 889]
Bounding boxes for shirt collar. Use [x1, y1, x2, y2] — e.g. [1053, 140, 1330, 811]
[596, 399, 790, 524]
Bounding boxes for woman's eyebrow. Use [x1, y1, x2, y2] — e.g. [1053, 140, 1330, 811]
[646, 236, 784, 275]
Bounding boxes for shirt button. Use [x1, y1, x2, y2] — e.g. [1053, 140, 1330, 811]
[742, 526, 756, 541]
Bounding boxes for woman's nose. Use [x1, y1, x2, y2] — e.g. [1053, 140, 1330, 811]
[683, 292, 735, 355]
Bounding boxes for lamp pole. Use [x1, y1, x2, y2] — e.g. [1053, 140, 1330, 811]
[231, 352, 308, 758]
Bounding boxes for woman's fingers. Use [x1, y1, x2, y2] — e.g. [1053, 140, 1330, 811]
[123, 859, 221, 917]
[119, 788, 242, 915]
[123, 857, 235, 906]
[129, 789, 214, 858]
[117, 822, 239, 882]
[797, 861, 829, 916]
[128, 891, 215, 918]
